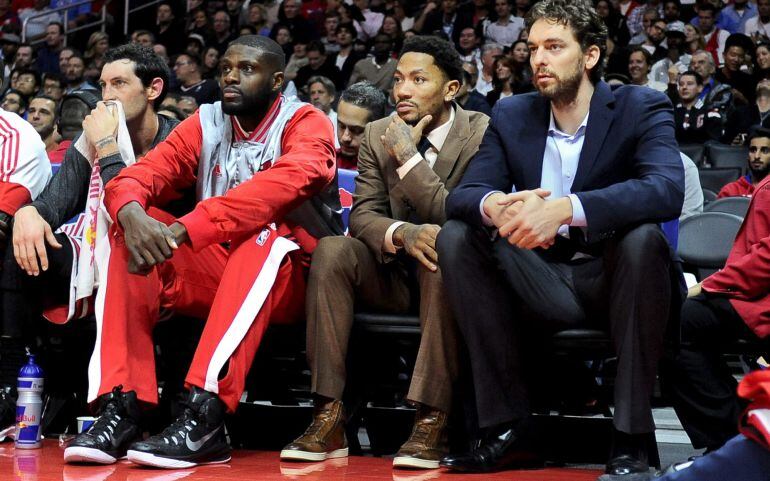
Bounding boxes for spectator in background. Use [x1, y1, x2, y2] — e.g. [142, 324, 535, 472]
[595, 0, 631, 47]
[509, 39, 533, 91]
[716, 34, 757, 104]
[84, 31, 110, 84]
[58, 46, 74, 74]
[133, 30, 156, 49]
[35, 21, 64, 75]
[456, 27, 480, 64]
[173, 53, 220, 106]
[334, 81, 386, 170]
[717, 0, 757, 35]
[244, 3, 271, 36]
[486, 55, 517, 106]
[684, 23, 705, 55]
[1, 88, 26, 115]
[41, 72, 63, 100]
[271, 0, 316, 43]
[651, 22, 690, 85]
[482, 0, 525, 47]
[153, 3, 185, 55]
[212, 11, 237, 54]
[717, 129, 770, 198]
[187, 8, 214, 41]
[285, 41, 309, 82]
[641, 17, 669, 63]
[745, 0, 770, 42]
[331, 23, 363, 88]
[698, 4, 730, 66]
[724, 80, 770, 144]
[629, 7, 659, 44]
[15, 69, 40, 101]
[664, 129, 770, 460]
[351, 0, 383, 41]
[628, 0, 664, 38]
[307, 75, 338, 147]
[295, 41, 341, 92]
[755, 42, 770, 81]
[202, 46, 220, 79]
[673, 70, 723, 144]
[12, 43, 35, 71]
[272, 24, 294, 60]
[321, 11, 340, 54]
[629, 46, 668, 91]
[663, 0, 681, 23]
[379, 14, 404, 53]
[688, 50, 733, 115]
[18, 0, 60, 40]
[391, 0, 415, 31]
[476, 43, 503, 96]
[0, 0, 19, 31]
[27, 94, 57, 153]
[0, 33, 20, 78]
[63, 53, 97, 93]
[456, 66, 492, 116]
[185, 33, 205, 59]
[416, 0, 474, 47]
[348, 33, 396, 91]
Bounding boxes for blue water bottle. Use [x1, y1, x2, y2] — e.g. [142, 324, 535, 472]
[15, 353, 44, 449]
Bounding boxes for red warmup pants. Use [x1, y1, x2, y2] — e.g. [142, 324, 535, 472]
[87, 210, 306, 412]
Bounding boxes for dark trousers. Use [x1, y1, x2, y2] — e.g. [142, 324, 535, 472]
[662, 295, 761, 450]
[654, 435, 770, 481]
[436, 221, 672, 434]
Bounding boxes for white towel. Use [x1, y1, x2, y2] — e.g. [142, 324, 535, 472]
[72, 100, 135, 307]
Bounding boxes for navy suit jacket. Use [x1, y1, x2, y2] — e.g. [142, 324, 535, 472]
[446, 81, 685, 244]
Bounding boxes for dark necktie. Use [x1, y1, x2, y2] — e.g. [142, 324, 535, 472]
[417, 136, 432, 158]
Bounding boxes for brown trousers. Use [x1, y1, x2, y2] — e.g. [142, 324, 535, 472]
[306, 236, 460, 412]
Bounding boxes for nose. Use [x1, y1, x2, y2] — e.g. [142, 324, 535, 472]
[531, 46, 546, 68]
[341, 127, 352, 143]
[223, 68, 239, 85]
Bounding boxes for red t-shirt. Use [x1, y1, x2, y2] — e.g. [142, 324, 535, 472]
[718, 175, 755, 199]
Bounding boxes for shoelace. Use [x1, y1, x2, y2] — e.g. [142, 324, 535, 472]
[86, 386, 125, 443]
[301, 408, 334, 438]
[408, 418, 433, 446]
[159, 404, 200, 445]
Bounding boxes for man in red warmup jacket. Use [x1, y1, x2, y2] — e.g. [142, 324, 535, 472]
[664, 127, 770, 455]
[63, 35, 342, 469]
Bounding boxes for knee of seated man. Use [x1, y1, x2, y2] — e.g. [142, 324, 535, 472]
[309, 236, 363, 276]
[615, 223, 670, 265]
[435, 219, 474, 260]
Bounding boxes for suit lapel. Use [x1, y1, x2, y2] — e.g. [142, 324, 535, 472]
[571, 81, 615, 193]
[520, 96, 550, 190]
[433, 105, 471, 181]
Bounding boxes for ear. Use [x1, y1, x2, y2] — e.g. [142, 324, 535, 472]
[272, 71, 285, 92]
[443, 79, 461, 102]
[146, 77, 164, 104]
[584, 44, 601, 71]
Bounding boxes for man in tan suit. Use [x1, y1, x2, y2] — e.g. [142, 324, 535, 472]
[281, 35, 489, 469]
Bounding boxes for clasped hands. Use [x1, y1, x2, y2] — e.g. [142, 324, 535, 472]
[117, 202, 189, 275]
[484, 189, 573, 250]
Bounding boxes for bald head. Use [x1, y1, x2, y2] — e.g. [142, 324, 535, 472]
[229, 34, 286, 72]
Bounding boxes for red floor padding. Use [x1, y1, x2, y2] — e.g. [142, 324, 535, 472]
[3, 440, 604, 481]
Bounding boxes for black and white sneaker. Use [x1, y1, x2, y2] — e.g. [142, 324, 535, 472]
[127, 386, 231, 469]
[64, 386, 142, 464]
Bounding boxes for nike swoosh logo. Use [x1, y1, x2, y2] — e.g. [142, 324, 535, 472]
[185, 425, 221, 452]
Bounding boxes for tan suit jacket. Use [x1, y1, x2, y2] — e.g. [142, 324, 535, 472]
[349, 105, 490, 262]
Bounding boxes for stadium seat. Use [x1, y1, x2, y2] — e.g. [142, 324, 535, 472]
[680, 144, 706, 167]
[707, 144, 748, 172]
[698, 167, 742, 193]
[704, 196, 750, 218]
[702, 188, 718, 205]
[677, 211, 743, 280]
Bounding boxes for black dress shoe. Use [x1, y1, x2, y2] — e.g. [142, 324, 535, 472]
[439, 422, 544, 473]
[605, 454, 651, 475]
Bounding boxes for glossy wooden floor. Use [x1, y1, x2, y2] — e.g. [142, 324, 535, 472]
[3, 440, 604, 481]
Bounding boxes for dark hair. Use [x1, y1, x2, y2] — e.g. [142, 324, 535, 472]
[230, 34, 287, 71]
[340, 81, 387, 121]
[103, 43, 170, 108]
[134, 30, 156, 42]
[31, 94, 57, 108]
[307, 40, 326, 55]
[17, 68, 40, 86]
[399, 35, 463, 83]
[307, 75, 336, 99]
[679, 69, 703, 85]
[526, 0, 608, 83]
[629, 45, 652, 66]
[663, 0, 681, 8]
[177, 52, 201, 67]
[3, 88, 27, 109]
[47, 21, 63, 35]
[749, 126, 770, 143]
[335, 22, 358, 39]
[698, 3, 717, 16]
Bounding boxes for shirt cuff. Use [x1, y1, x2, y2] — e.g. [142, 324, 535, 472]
[479, 191, 503, 227]
[177, 207, 220, 252]
[396, 153, 423, 180]
[383, 221, 405, 254]
[568, 194, 587, 227]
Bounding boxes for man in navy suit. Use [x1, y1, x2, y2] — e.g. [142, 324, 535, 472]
[436, 0, 684, 477]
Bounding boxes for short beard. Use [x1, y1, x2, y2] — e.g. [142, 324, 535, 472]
[535, 59, 583, 107]
[221, 84, 275, 117]
[750, 162, 770, 182]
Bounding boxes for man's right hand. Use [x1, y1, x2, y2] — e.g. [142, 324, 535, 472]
[116, 202, 178, 275]
[12, 206, 62, 276]
[393, 223, 441, 272]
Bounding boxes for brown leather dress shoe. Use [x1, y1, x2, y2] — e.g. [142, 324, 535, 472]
[393, 406, 449, 469]
[280, 399, 348, 462]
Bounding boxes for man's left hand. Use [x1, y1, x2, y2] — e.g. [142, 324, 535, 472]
[497, 190, 573, 249]
[381, 114, 433, 165]
[82, 102, 119, 149]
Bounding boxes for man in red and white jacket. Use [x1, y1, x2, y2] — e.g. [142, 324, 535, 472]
[62, 35, 341, 469]
[0, 107, 50, 248]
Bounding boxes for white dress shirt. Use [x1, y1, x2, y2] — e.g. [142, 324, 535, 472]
[480, 110, 589, 237]
[382, 107, 456, 253]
